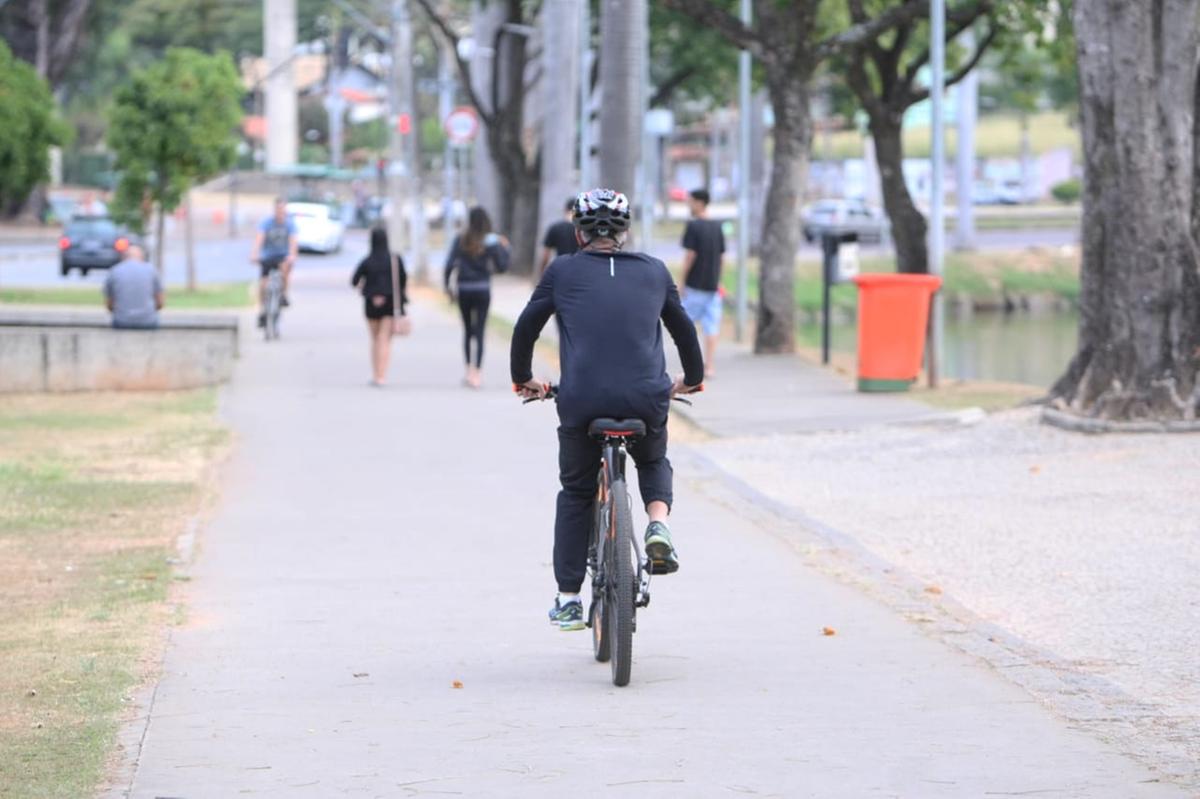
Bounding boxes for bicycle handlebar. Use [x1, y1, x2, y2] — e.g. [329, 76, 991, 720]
[517, 383, 699, 406]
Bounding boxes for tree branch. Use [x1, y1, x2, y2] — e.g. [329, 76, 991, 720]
[817, 0, 929, 59]
[657, 0, 765, 59]
[907, 20, 998, 106]
[649, 64, 698, 108]
[413, 0, 493, 124]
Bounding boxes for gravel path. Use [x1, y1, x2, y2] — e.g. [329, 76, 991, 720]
[698, 408, 1200, 787]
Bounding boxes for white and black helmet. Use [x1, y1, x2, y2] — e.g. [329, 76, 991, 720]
[573, 188, 631, 238]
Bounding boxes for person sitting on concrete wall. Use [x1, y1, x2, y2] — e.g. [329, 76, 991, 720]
[104, 244, 163, 330]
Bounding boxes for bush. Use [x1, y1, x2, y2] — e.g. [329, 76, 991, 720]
[1051, 178, 1082, 204]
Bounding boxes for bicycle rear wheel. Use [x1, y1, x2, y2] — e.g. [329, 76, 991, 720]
[607, 478, 635, 687]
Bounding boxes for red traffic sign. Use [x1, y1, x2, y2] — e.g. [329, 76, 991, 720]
[396, 113, 412, 135]
[444, 106, 480, 146]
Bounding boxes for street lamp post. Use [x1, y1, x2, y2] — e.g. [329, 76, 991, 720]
[929, 0, 946, 388]
[736, 0, 752, 343]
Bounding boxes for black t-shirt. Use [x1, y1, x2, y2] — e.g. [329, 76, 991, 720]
[510, 250, 704, 429]
[681, 218, 725, 291]
[542, 220, 579, 257]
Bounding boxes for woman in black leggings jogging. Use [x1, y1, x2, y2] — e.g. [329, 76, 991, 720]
[444, 206, 510, 388]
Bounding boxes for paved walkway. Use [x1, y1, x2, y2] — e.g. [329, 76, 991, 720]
[109, 256, 1182, 797]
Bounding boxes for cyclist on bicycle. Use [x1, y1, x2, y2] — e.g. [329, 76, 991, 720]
[249, 198, 298, 326]
[511, 188, 704, 631]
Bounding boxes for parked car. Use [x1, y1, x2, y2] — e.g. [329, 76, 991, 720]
[286, 202, 345, 254]
[801, 199, 888, 244]
[59, 217, 131, 276]
[972, 179, 1026, 205]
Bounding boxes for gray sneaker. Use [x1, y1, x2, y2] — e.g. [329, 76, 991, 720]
[547, 596, 585, 631]
[644, 521, 679, 575]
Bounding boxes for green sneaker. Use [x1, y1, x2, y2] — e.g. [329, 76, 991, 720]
[644, 521, 679, 575]
[547, 596, 585, 631]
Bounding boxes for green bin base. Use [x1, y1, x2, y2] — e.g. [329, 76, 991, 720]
[858, 377, 914, 393]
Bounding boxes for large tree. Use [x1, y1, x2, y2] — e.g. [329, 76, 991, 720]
[0, 0, 93, 85]
[837, 0, 996, 274]
[108, 48, 242, 276]
[659, 0, 927, 352]
[0, 40, 68, 215]
[1047, 0, 1200, 422]
[417, 0, 543, 277]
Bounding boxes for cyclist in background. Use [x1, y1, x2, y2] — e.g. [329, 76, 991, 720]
[250, 198, 298, 327]
[511, 189, 704, 631]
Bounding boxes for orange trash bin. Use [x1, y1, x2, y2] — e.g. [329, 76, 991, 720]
[851, 273, 942, 392]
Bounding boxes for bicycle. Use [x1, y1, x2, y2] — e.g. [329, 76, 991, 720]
[524, 385, 694, 687]
[260, 261, 284, 341]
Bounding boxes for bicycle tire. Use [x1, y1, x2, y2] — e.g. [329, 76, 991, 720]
[590, 496, 611, 663]
[608, 478, 635, 687]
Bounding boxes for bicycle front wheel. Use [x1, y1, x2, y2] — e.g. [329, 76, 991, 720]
[607, 478, 636, 687]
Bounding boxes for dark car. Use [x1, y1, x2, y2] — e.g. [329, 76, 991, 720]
[59, 217, 131, 276]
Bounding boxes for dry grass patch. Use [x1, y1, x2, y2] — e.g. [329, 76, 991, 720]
[0, 389, 228, 799]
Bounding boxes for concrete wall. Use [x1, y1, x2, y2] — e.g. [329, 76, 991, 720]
[0, 312, 238, 393]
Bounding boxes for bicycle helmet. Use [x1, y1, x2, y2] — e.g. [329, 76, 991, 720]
[573, 188, 631, 239]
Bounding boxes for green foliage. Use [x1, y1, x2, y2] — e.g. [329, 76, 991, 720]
[0, 41, 69, 213]
[649, 2, 743, 108]
[107, 48, 242, 230]
[1051, 178, 1081, 204]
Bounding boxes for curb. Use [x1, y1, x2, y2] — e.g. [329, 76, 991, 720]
[1042, 407, 1200, 434]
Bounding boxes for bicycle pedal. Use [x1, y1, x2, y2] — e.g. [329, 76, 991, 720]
[648, 559, 677, 576]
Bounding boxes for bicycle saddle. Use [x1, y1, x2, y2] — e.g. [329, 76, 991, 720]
[588, 418, 647, 439]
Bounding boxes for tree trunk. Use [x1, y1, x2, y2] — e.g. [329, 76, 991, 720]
[755, 75, 812, 353]
[871, 113, 928, 274]
[597, 0, 644, 197]
[154, 204, 166, 275]
[1051, 0, 1200, 421]
[184, 191, 196, 292]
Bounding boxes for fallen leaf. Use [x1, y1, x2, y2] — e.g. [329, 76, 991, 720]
[451, 680, 464, 689]
[924, 585, 943, 595]
[25, 689, 37, 698]
[1029, 465, 1041, 474]
[352, 672, 369, 678]
[821, 627, 836, 637]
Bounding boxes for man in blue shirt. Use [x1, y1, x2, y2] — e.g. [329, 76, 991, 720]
[249, 198, 298, 324]
[511, 189, 704, 631]
[104, 244, 162, 329]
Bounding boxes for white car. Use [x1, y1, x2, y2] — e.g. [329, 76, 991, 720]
[286, 202, 345, 254]
[801, 199, 889, 244]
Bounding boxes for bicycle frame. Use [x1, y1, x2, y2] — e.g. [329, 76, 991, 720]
[590, 437, 651, 613]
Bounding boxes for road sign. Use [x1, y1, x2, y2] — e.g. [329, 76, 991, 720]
[444, 106, 480, 147]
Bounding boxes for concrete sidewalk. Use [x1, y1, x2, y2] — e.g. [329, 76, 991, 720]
[107, 254, 1182, 797]
[489, 276, 942, 437]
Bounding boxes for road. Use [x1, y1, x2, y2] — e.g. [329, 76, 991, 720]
[105, 246, 1179, 798]
[1, 226, 1077, 289]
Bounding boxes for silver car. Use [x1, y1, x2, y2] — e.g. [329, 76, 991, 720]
[801, 199, 888, 244]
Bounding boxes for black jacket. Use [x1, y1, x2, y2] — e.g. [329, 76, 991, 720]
[510, 249, 704, 429]
[444, 236, 510, 292]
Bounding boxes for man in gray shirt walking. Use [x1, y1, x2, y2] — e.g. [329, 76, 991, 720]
[104, 244, 163, 329]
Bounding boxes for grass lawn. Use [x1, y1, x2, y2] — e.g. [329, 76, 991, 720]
[817, 111, 1081, 161]
[0, 390, 229, 799]
[707, 248, 1080, 315]
[0, 283, 254, 309]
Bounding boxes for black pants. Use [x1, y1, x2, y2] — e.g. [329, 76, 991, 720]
[457, 290, 490, 368]
[554, 420, 672, 593]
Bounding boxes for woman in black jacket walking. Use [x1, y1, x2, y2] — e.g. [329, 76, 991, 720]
[352, 226, 409, 387]
[444, 206, 510, 388]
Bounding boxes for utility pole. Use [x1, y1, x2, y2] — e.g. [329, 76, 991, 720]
[388, 0, 426, 279]
[439, 41, 457, 236]
[264, 0, 298, 170]
[929, 0, 946, 387]
[955, 29, 977, 250]
[735, 0, 752, 342]
[578, 1, 593, 190]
